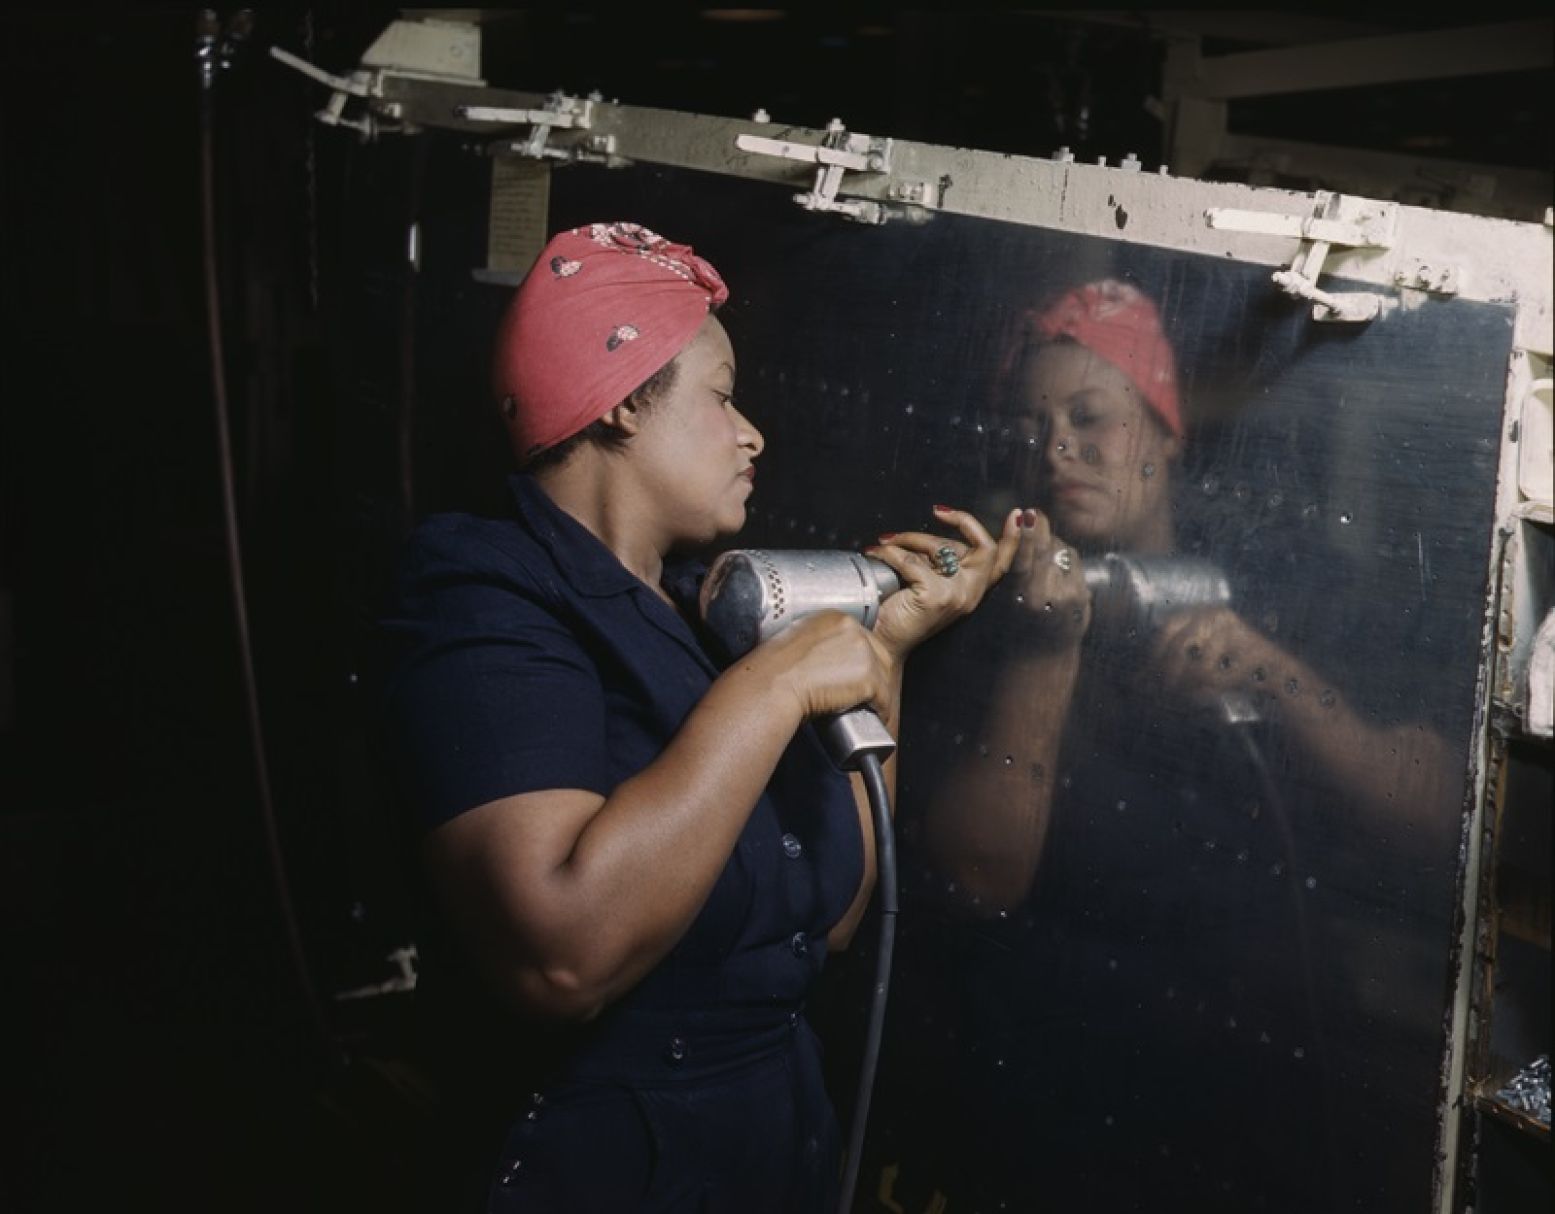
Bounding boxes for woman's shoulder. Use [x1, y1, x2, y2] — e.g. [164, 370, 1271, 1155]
[400, 510, 549, 583]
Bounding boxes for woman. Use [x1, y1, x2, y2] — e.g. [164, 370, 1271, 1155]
[899, 279, 1458, 1211]
[380, 221, 1024, 1212]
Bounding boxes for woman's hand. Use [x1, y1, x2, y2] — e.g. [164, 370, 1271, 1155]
[864, 504, 1024, 662]
[1151, 606, 1288, 710]
[1001, 507, 1092, 650]
[745, 610, 898, 721]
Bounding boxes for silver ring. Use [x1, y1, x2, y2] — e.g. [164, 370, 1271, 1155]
[931, 545, 961, 578]
[1052, 547, 1074, 573]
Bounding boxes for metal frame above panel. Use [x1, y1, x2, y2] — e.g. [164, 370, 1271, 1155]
[270, 21, 1552, 357]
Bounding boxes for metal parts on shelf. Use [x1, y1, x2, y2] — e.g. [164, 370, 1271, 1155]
[1206, 191, 1398, 322]
[1492, 1054, 1550, 1126]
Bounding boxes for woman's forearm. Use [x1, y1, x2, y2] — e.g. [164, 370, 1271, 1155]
[917, 647, 1081, 915]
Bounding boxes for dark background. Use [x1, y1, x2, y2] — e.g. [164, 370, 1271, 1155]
[0, 8, 1547, 1212]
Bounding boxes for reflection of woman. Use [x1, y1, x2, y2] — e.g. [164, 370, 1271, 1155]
[918, 279, 1451, 913]
[900, 279, 1456, 1209]
[380, 222, 1019, 1212]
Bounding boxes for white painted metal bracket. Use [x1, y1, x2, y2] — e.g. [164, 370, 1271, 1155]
[455, 92, 619, 164]
[1206, 191, 1399, 322]
[270, 17, 484, 140]
[736, 120, 895, 224]
[269, 48, 405, 137]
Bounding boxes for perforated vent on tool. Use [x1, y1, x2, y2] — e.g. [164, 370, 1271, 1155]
[754, 550, 786, 619]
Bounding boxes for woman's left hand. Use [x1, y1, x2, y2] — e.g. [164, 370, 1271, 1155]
[865, 505, 1023, 662]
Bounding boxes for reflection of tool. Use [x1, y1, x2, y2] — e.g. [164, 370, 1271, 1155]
[700, 549, 901, 767]
[1083, 552, 1259, 724]
[1082, 552, 1232, 632]
[699, 547, 900, 1214]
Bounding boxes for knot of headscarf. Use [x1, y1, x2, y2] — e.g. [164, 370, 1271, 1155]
[493, 222, 729, 458]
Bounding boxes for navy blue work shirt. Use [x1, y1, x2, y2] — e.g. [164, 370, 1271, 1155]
[380, 474, 865, 1080]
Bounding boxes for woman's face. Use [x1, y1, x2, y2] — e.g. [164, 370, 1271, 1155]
[630, 314, 764, 546]
[1016, 341, 1180, 552]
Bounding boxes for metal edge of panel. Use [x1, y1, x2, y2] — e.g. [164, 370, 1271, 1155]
[1431, 339, 1551, 1213]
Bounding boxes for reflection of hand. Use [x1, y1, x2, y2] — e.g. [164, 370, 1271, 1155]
[1004, 508, 1092, 648]
[865, 504, 1022, 660]
[1152, 607, 1286, 708]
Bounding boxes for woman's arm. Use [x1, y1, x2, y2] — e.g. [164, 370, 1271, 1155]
[423, 611, 892, 1022]
[1151, 607, 1460, 850]
[908, 509, 1090, 916]
[826, 505, 1023, 947]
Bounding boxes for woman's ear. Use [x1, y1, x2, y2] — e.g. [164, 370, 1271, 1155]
[598, 400, 642, 437]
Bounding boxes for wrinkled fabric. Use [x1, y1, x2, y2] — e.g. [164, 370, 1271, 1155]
[492, 222, 729, 458]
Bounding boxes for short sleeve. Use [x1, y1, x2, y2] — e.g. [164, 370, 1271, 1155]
[380, 524, 610, 830]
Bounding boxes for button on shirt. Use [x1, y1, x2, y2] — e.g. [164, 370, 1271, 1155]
[381, 474, 865, 1038]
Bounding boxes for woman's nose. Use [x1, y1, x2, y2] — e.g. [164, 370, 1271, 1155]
[734, 405, 765, 457]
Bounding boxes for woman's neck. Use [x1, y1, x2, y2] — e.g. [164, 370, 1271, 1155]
[1125, 505, 1177, 555]
[533, 459, 670, 593]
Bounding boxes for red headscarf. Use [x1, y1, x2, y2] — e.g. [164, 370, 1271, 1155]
[1010, 279, 1183, 438]
[492, 222, 729, 459]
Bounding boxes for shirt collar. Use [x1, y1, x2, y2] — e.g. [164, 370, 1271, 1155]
[506, 473, 708, 604]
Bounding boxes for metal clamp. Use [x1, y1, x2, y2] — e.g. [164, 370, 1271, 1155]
[736, 118, 892, 224]
[270, 47, 408, 137]
[457, 91, 618, 164]
[1206, 192, 1397, 323]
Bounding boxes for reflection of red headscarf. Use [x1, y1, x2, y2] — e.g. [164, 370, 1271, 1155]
[492, 222, 729, 458]
[1010, 279, 1183, 437]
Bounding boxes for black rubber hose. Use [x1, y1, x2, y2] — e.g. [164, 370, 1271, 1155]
[836, 750, 897, 1214]
[199, 78, 332, 1053]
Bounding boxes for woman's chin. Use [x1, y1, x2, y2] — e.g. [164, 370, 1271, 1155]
[1049, 507, 1109, 548]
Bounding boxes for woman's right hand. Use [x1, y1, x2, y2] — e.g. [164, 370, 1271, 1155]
[1004, 508, 1092, 648]
[744, 610, 896, 721]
